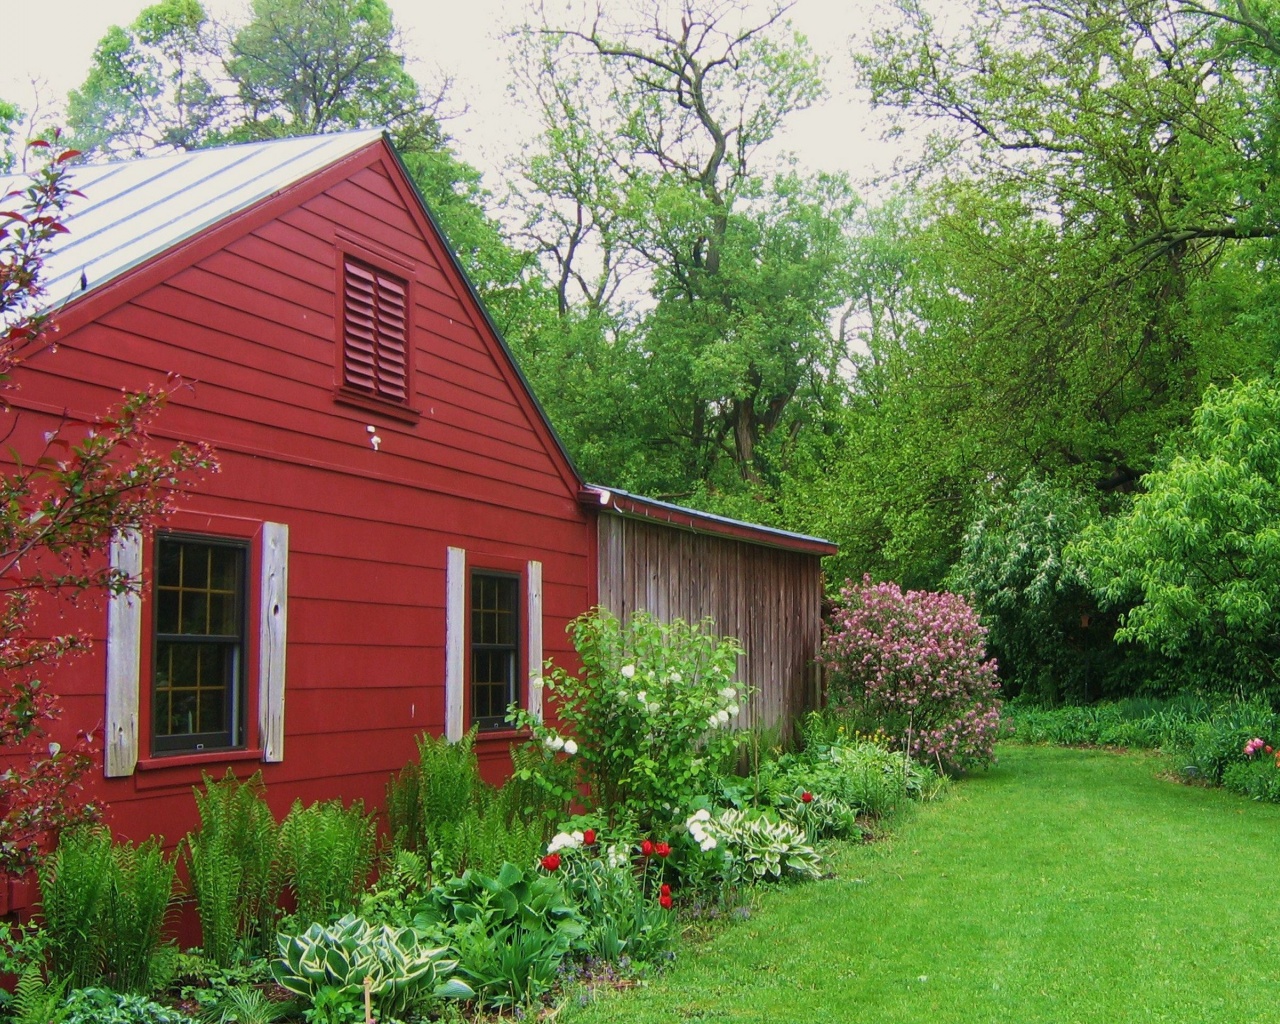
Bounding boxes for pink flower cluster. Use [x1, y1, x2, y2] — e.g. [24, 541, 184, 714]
[822, 576, 1003, 769]
[1244, 737, 1274, 757]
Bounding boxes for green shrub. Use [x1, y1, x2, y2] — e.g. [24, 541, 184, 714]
[101, 836, 177, 993]
[278, 799, 375, 927]
[511, 608, 747, 830]
[184, 771, 282, 965]
[39, 828, 112, 988]
[1222, 756, 1280, 802]
[386, 728, 480, 859]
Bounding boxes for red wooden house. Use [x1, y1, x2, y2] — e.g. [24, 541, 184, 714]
[0, 132, 836, 906]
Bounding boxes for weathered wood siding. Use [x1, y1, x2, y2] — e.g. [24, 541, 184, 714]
[596, 514, 824, 739]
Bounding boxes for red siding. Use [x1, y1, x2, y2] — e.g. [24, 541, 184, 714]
[6, 143, 591, 869]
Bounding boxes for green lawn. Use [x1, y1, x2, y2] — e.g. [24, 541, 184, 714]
[564, 745, 1280, 1023]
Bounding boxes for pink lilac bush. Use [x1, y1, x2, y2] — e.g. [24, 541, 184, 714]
[823, 576, 1003, 770]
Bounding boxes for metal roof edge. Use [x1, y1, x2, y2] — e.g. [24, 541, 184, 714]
[580, 485, 839, 556]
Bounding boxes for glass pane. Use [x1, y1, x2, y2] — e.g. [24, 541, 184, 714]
[180, 592, 209, 635]
[209, 546, 239, 591]
[156, 589, 180, 635]
[198, 690, 226, 733]
[184, 546, 209, 588]
[208, 593, 237, 636]
[157, 541, 181, 587]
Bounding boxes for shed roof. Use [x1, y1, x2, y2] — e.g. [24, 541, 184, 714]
[1, 131, 382, 312]
[580, 485, 838, 556]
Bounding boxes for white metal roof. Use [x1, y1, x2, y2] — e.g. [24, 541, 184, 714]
[1, 131, 382, 312]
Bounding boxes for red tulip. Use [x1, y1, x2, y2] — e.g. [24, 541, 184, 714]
[655, 841, 671, 858]
[641, 839, 654, 857]
[660, 884, 671, 897]
[801, 791, 813, 804]
[583, 828, 597, 845]
[540, 853, 561, 871]
[659, 893, 673, 909]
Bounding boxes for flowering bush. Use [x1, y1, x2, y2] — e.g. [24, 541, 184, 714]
[823, 577, 1003, 770]
[511, 609, 747, 829]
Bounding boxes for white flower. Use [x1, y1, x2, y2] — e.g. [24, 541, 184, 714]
[531, 676, 545, 691]
[571, 830, 584, 845]
[693, 809, 711, 822]
[621, 664, 636, 679]
[719, 686, 737, 700]
[700, 837, 718, 852]
[544, 734, 565, 752]
[618, 690, 628, 701]
[670, 671, 683, 683]
[727, 703, 740, 717]
[563, 739, 579, 756]
[716, 708, 731, 726]
[606, 844, 628, 869]
[548, 830, 581, 853]
[708, 714, 721, 729]
[636, 690, 648, 704]
[647, 702, 661, 715]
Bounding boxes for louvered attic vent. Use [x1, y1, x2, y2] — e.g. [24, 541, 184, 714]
[342, 257, 408, 402]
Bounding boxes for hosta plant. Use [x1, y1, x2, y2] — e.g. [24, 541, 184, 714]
[703, 809, 821, 884]
[272, 914, 472, 1020]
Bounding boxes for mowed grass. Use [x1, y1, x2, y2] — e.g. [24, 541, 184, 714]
[564, 745, 1280, 1024]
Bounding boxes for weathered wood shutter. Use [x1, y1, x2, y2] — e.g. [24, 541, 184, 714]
[258, 522, 289, 762]
[105, 529, 143, 777]
[526, 560, 543, 723]
[445, 547, 466, 742]
[342, 257, 408, 402]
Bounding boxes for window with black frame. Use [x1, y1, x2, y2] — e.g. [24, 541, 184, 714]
[153, 536, 247, 753]
[470, 571, 519, 729]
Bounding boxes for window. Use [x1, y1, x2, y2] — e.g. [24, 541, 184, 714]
[152, 536, 247, 753]
[104, 521, 289, 777]
[470, 572, 520, 730]
[342, 256, 408, 402]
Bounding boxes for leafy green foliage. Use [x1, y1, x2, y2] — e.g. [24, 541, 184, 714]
[1074, 377, 1280, 696]
[278, 798, 375, 928]
[184, 771, 282, 966]
[947, 477, 1123, 703]
[511, 609, 746, 830]
[10, 966, 70, 1024]
[413, 863, 584, 1009]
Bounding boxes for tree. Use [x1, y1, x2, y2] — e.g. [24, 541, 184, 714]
[67, 0, 225, 158]
[509, 1, 858, 498]
[1073, 376, 1280, 698]
[226, 0, 446, 142]
[0, 141, 215, 873]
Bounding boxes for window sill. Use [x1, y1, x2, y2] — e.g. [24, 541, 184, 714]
[132, 749, 266, 791]
[474, 727, 532, 744]
[333, 387, 421, 424]
[136, 748, 263, 771]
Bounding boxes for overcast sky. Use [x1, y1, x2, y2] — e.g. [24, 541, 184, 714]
[2, 0, 898, 184]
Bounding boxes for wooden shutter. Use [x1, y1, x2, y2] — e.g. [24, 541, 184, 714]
[343, 258, 408, 402]
[445, 547, 466, 742]
[105, 529, 143, 777]
[258, 523, 289, 762]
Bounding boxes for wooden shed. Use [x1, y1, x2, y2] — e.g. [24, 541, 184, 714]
[0, 131, 837, 909]
[584, 487, 836, 741]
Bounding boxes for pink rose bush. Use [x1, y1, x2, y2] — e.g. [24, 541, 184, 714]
[822, 576, 1003, 770]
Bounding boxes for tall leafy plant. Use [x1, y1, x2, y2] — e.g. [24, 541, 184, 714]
[184, 771, 282, 965]
[278, 798, 375, 927]
[511, 609, 747, 828]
